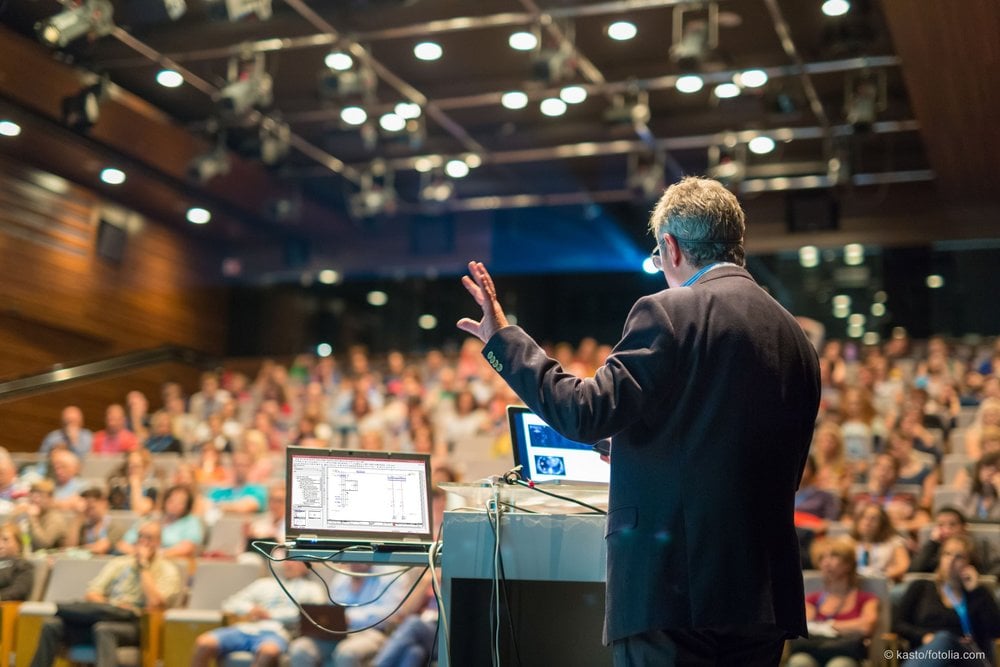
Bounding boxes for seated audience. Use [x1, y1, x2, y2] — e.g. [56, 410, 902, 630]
[851, 454, 926, 534]
[811, 422, 852, 496]
[49, 449, 86, 510]
[205, 451, 266, 514]
[143, 410, 183, 454]
[107, 449, 159, 514]
[885, 428, 938, 512]
[39, 405, 93, 460]
[965, 397, 1000, 459]
[850, 501, 910, 582]
[961, 451, 1000, 522]
[787, 536, 880, 667]
[117, 485, 203, 559]
[795, 455, 842, 532]
[188, 371, 231, 422]
[64, 487, 118, 555]
[0, 521, 35, 600]
[92, 404, 139, 454]
[13, 480, 68, 551]
[289, 564, 414, 667]
[30, 521, 183, 667]
[894, 535, 1000, 666]
[191, 560, 326, 667]
[910, 507, 1000, 578]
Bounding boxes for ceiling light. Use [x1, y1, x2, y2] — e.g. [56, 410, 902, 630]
[832, 294, 851, 309]
[559, 86, 587, 104]
[848, 313, 866, 327]
[862, 332, 880, 346]
[799, 245, 819, 268]
[99, 167, 126, 185]
[414, 157, 435, 173]
[367, 291, 388, 306]
[607, 21, 637, 41]
[395, 102, 421, 119]
[156, 69, 184, 88]
[35, 0, 114, 48]
[508, 31, 537, 51]
[420, 177, 454, 203]
[316, 343, 333, 358]
[847, 323, 864, 338]
[540, 97, 567, 117]
[501, 91, 529, 110]
[748, 136, 775, 154]
[737, 69, 768, 88]
[844, 243, 865, 265]
[379, 112, 406, 132]
[324, 51, 353, 71]
[822, 0, 850, 17]
[871, 303, 886, 317]
[675, 75, 704, 94]
[413, 41, 442, 61]
[318, 269, 340, 284]
[873, 290, 887, 303]
[464, 154, 482, 169]
[926, 274, 944, 289]
[186, 207, 211, 224]
[445, 159, 469, 178]
[418, 314, 438, 330]
[714, 83, 741, 99]
[0, 121, 21, 137]
[340, 106, 367, 126]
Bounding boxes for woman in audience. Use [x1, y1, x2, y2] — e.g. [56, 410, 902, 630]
[787, 536, 880, 667]
[811, 422, 852, 496]
[117, 484, 203, 559]
[965, 397, 1000, 459]
[0, 522, 34, 600]
[850, 501, 910, 582]
[894, 535, 1000, 665]
[241, 429, 274, 483]
[839, 387, 881, 467]
[886, 428, 939, 511]
[961, 452, 1000, 522]
[441, 389, 487, 450]
[194, 444, 232, 486]
[106, 449, 159, 514]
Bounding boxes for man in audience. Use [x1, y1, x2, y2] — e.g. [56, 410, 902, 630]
[143, 410, 183, 454]
[189, 371, 231, 422]
[0, 447, 26, 508]
[289, 564, 414, 667]
[92, 404, 138, 454]
[191, 559, 326, 667]
[39, 405, 93, 459]
[50, 449, 86, 510]
[30, 520, 182, 667]
[909, 506, 1000, 577]
[13, 479, 68, 551]
[64, 487, 117, 555]
[206, 451, 267, 514]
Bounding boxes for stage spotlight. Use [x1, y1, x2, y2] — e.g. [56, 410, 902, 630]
[36, 0, 114, 48]
[603, 90, 650, 125]
[217, 56, 273, 117]
[531, 49, 571, 84]
[349, 172, 397, 219]
[62, 81, 106, 132]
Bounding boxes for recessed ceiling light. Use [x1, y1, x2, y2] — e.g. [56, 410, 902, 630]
[324, 51, 353, 71]
[367, 290, 388, 306]
[832, 294, 851, 309]
[714, 83, 741, 99]
[464, 154, 482, 169]
[413, 41, 443, 61]
[822, 0, 850, 17]
[156, 69, 184, 88]
[508, 31, 537, 51]
[501, 91, 529, 110]
[675, 75, 704, 94]
[540, 97, 567, 116]
[445, 159, 469, 178]
[340, 106, 368, 126]
[318, 269, 340, 284]
[799, 246, 819, 268]
[379, 113, 406, 132]
[736, 69, 768, 88]
[926, 274, 944, 289]
[844, 243, 865, 265]
[607, 21, 637, 41]
[418, 314, 438, 330]
[316, 343, 333, 357]
[100, 167, 126, 185]
[395, 102, 421, 119]
[871, 303, 886, 317]
[862, 332, 880, 346]
[0, 120, 22, 137]
[414, 157, 435, 173]
[748, 136, 776, 154]
[848, 313, 866, 327]
[559, 85, 587, 104]
[186, 207, 211, 224]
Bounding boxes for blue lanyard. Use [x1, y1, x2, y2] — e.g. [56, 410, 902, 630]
[682, 262, 720, 287]
[942, 584, 973, 637]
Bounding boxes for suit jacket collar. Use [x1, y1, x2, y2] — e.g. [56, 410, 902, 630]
[690, 264, 754, 286]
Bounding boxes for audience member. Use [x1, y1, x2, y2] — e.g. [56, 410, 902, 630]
[39, 405, 93, 459]
[49, 449, 86, 510]
[795, 455, 842, 532]
[143, 410, 183, 454]
[0, 447, 26, 508]
[13, 480, 68, 551]
[124, 390, 151, 443]
[205, 451, 266, 514]
[107, 449, 159, 514]
[0, 521, 35, 600]
[811, 422, 852, 496]
[886, 428, 938, 511]
[117, 485, 203, 559]
[961, 452, 1000, 522]
[188, 371, 232, 422]
[64, 487, 117, 555]
[894, 535, 1000, 666]
[92, 404, 139, 455]
[910, 507, 1000, 578]
[850, 502, 910, 582]
[30, 521, 183, 667]
[851, 454, 925, 534]
[191, 559, 326, 667]
[965, 398, 1000, 459]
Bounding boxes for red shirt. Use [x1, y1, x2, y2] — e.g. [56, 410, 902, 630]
[92, 429, 138, 454]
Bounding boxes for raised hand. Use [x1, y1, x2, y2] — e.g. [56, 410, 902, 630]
[457, 261, 509, 342]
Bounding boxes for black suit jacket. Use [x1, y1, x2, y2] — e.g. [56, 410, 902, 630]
[484, 265, 821, 644]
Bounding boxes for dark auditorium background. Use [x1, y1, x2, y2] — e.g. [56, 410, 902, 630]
[1, 0, 999, 450]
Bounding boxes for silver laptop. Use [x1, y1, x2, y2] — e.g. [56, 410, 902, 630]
[285, 447, 434, 552]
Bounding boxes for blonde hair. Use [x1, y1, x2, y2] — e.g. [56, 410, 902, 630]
[810, 535, 860, 588]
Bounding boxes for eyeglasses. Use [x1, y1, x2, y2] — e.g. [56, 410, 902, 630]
[650, 245, 662, 270]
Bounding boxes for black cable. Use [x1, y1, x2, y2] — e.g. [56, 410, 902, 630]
[487, 507, 523, 667]
[305, 562, 412, 607]
[425, 614, 440, 667]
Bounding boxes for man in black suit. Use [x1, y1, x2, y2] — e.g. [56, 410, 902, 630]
[458, 176, 821, 666]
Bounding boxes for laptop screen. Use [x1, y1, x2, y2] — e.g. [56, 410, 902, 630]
[285, 448, 433, 545]
[507, 406, 610, 484]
